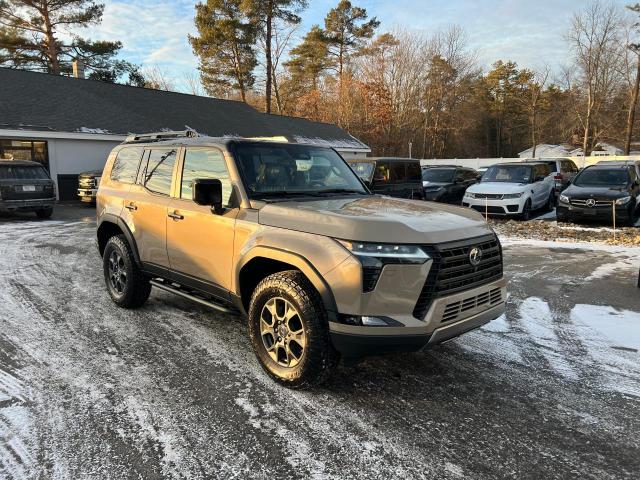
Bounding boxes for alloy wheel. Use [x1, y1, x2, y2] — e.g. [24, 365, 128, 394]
[260, 297, 306, 368]
[108, 250, 127, 295]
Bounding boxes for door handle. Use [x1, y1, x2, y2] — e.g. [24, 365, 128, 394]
[168, 211, 184, 221]
[124, 202, 137, 211]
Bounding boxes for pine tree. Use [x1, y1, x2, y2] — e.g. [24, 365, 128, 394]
[0, 0, 142, 84]
[190, 0, 257, 102]
[241, 0, 308, 113]
[323, 0, 380, 78]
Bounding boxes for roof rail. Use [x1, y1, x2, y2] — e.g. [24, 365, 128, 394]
[123, 130, 199, 144]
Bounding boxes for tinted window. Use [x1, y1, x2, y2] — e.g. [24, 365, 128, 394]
[543, 161, 558, 172]
[464, 169, 478, 181]
[534, 164, 550, 179]
[574, 168, 630, 187]
[349, 162, 375, 182]
[142, 149, 177, 195]
[406, 162, 422, 182]
[423, 168, 455, 183]
[373, 163, 390, 184]
[390, 163, 406, 183]
[0, 165, 49, 180]
[181, 149, 233, 205]
[111, 147, 143, 183]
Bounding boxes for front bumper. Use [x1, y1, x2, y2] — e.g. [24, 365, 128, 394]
[0, 197, 56, 211]
[557, 203, 632, 222]
[463, 196, 526, 216]
[424, 190, 445, 202]
[78, 188, 98, 202]
[329, 277, 507, 357]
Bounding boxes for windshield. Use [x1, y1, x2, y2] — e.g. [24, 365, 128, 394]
[234, 143, 368, 197]
[0, 165, 49, 180]
[422, 168, 455, 183]
[349, 162, 375, 182]
[573, 168, 629, 187]
[482, 165, 532, 184]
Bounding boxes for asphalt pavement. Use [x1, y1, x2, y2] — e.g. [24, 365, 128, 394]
[0, 204, 639, 479]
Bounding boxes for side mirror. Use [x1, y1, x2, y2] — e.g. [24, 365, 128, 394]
[193, 178, 224, 214]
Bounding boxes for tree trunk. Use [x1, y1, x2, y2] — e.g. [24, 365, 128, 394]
[265, 0, 273, 114]
[531, 109, 537, 158]
[625, 54, 640, 156]
[583, 87, 593, 157]
[272, 69, 283, 114]
[42, 2, 60, 74]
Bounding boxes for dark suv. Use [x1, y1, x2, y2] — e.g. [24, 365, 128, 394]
[557, 164, 639, 226]
[0, 160, 55, 218]
[347, 158, 424, 199]
[422, 166, 479, 204]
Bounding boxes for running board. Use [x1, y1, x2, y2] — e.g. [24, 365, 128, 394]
[150, 279, 238, 315]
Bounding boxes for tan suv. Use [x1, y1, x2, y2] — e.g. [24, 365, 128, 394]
[96, 131, 506, 388]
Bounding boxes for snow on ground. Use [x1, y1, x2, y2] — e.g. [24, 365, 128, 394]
[1, 208, 639, 479]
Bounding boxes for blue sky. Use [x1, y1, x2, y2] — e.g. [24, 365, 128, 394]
[86, 0, 632, 90]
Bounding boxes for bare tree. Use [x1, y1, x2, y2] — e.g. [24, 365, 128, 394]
[183, 71, 206, 96]
[527, 66, 550, 158]
[567, 1, 624, 156]
[143, 65, 176, 91]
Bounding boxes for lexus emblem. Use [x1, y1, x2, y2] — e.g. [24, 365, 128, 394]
[469, 247, 483, 266]
[586, 199, 596, 208]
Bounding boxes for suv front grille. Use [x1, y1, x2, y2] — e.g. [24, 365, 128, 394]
[570, 199, 612, 207]
[413, 235, 503, 320]
[474, 193, 504, 200]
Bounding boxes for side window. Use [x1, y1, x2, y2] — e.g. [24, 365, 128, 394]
[390, 163, 407, 183]
[454, 169, 465, 182]
[142, 149, 177, 196]
[464, 170, 477, 181]
[407, 162, 422, 182]
[563, 160, 578, 173]
[373, 163, 390, 184]
[181, 149, 233, 205]
[110, 147, 143, 183]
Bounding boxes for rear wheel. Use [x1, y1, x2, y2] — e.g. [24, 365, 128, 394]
[35, 207, 53, 219]
[248, 271, 338, 389]
[103, 235, 151, 308]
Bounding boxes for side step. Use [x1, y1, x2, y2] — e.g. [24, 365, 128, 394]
[150, 279, 238, 315]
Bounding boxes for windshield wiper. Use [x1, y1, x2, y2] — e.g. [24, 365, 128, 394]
[313, 189, 369, 195]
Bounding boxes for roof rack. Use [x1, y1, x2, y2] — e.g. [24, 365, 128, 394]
[124, 130, 199, 144]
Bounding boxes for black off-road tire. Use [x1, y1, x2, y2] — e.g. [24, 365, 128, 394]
[520, 199, 532, 221]
[248, 270, 339, 389]
[546, 192, 556, 212]
[103, 234, 151, 309]
[35, 207, 53, 219]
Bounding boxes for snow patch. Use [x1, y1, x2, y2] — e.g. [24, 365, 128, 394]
[571, 305, 640, 351]
[76, 127, 111, 134]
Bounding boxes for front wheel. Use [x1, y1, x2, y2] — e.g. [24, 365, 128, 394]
[248, 271, 338, 389]
[520, 199, 532, 221]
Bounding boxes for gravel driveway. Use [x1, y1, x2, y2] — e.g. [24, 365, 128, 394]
[1, 206, 639, 479]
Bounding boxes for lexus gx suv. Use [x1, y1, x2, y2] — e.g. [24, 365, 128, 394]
[96, 132, 506, 388]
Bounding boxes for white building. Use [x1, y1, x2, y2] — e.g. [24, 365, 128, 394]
[518, 144, 572, 158]
[0, 68, 370, 199]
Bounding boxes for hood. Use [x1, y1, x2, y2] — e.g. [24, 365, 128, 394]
[564, 185, 630, 200]
[257, 195, 493, 244]
[467, 182, 530, 194]
[422, 181, 451, 189]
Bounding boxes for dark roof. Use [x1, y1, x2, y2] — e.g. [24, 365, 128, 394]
[0, 68, 368, 150]
[0, 159, 42, 167]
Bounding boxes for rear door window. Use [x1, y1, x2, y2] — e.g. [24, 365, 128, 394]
[111, 147, 143, 183]
[141, 149, 178, 196]
[390, 163, 407, 183]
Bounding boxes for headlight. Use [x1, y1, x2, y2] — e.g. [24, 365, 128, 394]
[465, 192, 476, 199]
[559, 194, 570, 204]
[337, 240, 430, 264]
[502, 192, 524, 199]
[615, 196, 632, 205]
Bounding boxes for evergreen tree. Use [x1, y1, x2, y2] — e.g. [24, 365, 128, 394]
[190, 0, 257, 102]
[241, 0, 308, 113]
[0, 0, 142, 84]
[323, 0, 380, 78]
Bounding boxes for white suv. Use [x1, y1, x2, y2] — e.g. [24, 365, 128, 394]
[463, 162, 555, 220]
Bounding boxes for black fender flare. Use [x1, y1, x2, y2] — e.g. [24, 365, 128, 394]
[236, 246, 338, 320]
[97, 213, 141, 266]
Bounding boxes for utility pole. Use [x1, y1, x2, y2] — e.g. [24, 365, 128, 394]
[409, 142, 413, 159]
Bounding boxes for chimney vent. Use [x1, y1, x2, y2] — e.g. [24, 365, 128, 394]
[72, 58, 85, 79]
